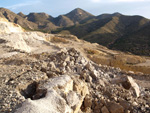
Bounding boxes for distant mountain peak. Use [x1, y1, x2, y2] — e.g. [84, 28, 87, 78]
[112, 12, 122, 16]
[67, 8, 93, 16]
[17, 12, 26, 18]
[72, 8, 86, 13]
[65, 8, 94, 23]
[0, 7, 10, 11]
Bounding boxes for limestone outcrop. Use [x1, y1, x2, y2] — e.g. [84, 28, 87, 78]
[15, 75, 89, 113]
[0, 18, 24, 34]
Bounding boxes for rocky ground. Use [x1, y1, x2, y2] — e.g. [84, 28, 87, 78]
[0, 18, 150, 113]
[0, 48, 150, 113]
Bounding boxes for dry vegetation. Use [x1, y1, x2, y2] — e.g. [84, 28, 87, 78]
[84, 48, 150, 74]
[45, 36, 69, 43]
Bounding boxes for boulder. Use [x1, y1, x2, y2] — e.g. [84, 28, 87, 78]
[91, 70, 99, 79]
[72, 76, 89, 96]
[15, 75, 74, 113]
[85, 62, 95, 71]
[101, 106, 110, 113]
[107, 102, 124, 113]
[15, 90, 72, 113]
[84, 95, 92, 108]
[66, 91, 81, 107]
[119, 99, 131, 111]
[111, 75, 140, 97]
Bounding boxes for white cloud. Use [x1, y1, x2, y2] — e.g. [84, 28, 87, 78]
[6, 1, 41, 10]
[114, 0, 150, 2]
[90, 0, 150, 3]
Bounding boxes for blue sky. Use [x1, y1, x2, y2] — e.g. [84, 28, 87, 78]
[0, 0, 150, 18]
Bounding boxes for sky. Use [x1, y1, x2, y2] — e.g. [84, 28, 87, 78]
[0, 0, 150, 18]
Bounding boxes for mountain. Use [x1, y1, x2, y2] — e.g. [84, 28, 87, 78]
[26, 13, 58, 32]
[110, 24, 150, 55]
[26, 13, 53, 24]
[56, 13, 150, 55]
[96, 12, 122, 19]
[1, 7, 150, 55]
[17, 12, 26, 18]
[53, 15, 74, 27]
[65, 8, 95, 24]
[0, 8, 38, 30]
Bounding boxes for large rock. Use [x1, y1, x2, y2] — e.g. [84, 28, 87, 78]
[15, 75, 89, 113]
[15, 75, 73, 113]
[101, 106, 110, 113]
[71, 75, 89, 113]
[111, 75, 140, 97]
[15, 90, 72, 113]
[107, 102, 124, 113]
[84, 95, 92, 108]
[72, 76, 89, 97]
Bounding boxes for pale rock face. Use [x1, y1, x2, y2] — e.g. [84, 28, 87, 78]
[42, 75, 73, 93]
[15, 75, 73, 113]
[66, 91, 81, 107]
[0, 32, 46, 53]
[15, 90, 72, 113]
[15, 75, 89, 113]
[0, 18, 24, 34]
[0, 19, 50, 53]
[126, 76, 140, 97]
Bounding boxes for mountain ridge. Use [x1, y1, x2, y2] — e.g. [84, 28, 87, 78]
[1, 7, 150, 55]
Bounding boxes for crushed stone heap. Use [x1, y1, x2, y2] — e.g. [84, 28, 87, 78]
[0, 48, 150, 113]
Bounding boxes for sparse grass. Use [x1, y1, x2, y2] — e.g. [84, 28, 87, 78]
[54, 34, 80, 42]
[45, 36, 69, 43]
[85, 48, 100, 55]
[88, 54, 150, 74]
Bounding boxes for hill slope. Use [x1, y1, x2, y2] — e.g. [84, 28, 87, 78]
[0, 8, 38, 30]
[65, 8, 94, 24]
[56, 14, 150, 55]
[111, 24, 150, 55]
[0, 18, 150, 113]
[1, 7, 150, 55]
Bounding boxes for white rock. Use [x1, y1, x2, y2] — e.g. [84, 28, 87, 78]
[91, 70, 99, 79]
[127, 76, 140, 97]
[15, 75, 74, 113]
[86, 75, 93, 83]
[66, 91, 81, 107]
[0, 18, 24, 34]
[111, 76, 140, 97]
[15, 90, 72, 113]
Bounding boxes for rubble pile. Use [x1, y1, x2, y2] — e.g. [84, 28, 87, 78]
[0, 48, 150, 113]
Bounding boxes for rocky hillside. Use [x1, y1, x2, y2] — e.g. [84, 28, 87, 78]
[0, 18, 150, 113]
[57, 14, 150, 55]
[64, 8, 94, 24]
[0, 8, 38, 30]
[110, 24, 150, 56]
[1, 8, 150, 55]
